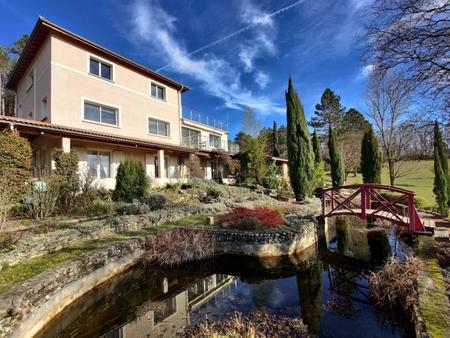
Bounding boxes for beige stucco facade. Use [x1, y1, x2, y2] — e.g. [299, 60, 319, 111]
[8, 19, 236, 188]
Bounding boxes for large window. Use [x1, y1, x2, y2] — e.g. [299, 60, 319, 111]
[209, 134, 221, 149]
[87, 150, 110, 179]
[182, 127, 200, 147]
[151, 82, 166, 100]
[84, 102, 118, 126]
[89, 57, 112, 80]
[148, 117, 170, 136]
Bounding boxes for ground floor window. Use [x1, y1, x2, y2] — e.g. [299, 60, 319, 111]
[87, 150, 110, 178]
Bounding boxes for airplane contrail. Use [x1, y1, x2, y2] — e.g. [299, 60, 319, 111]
[156, 0, 304, 71]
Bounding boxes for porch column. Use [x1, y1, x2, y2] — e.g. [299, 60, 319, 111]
[282, 163, 289, 179]
[62, 137, 71, 153]
[158, 149, 165, 179]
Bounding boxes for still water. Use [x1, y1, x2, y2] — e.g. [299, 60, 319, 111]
[36, 217, 413, 338]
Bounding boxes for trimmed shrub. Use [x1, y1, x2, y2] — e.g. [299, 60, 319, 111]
[262, 161, 280, 190]
[113, 160, 149, 202]
[0, 130, 32, 201]
[116, 200, 150, 215]
[52, 150, 79, 211]
[142, 194, 167, 210]
[235, 216, 261, 230]
[218, 207, 283, 229]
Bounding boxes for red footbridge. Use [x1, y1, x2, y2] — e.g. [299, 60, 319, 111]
[322, 184, 428, 234]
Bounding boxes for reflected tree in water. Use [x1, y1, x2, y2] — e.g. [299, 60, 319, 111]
[368, 230, 391, 265]
[296, 260, 323, 335]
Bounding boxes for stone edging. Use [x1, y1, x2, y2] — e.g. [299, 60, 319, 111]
[0, 238, 147, 338]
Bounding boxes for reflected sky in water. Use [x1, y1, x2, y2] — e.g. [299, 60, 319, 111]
[36, 216, 413, 338]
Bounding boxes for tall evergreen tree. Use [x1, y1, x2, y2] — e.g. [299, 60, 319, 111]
[310, 88, 345, 135]
[360, 126, 382, 183]
[312, 130, 324, 189]
[272, 121, 280, 157]
[328, 127, 344, 187]
[433, 121, 449, 215]
[286, 77, 314, 200]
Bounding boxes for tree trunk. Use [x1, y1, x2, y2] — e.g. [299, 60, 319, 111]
[388, 159, 395, 186]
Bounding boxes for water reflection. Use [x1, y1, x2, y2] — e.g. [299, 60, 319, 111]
[37, 216, 411, 338]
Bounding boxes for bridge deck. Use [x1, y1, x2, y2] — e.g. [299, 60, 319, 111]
[328, 209, 409, 224]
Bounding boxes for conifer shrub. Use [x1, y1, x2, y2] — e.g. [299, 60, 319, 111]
[113, 159, 149, 202]
[0, 130, 32, 201]
[52, 150, 79, 211]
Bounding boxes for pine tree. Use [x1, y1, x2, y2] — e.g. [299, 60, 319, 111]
[312, 130, 324, 189]
[310, 88, 345, 135]
[433, 121, 449, 215]
[272, 121, 280, 157]
[328, 127, 344, 187]
[360, 126, 382, 183]
[286, 77, 314, 201]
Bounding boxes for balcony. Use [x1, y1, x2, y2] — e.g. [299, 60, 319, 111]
[181, 136, 240, 155]
[182, 106, 228, 131]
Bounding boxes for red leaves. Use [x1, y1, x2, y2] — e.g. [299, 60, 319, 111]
[218, 207, 283, 228]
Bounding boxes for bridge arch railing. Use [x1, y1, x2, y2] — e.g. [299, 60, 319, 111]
[322, 184, 426, 233]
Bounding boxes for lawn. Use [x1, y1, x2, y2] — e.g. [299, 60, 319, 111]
[325, 160, 444, 208]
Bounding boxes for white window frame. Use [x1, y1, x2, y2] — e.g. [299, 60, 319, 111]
[81, 98, 121, 128]
[87, 149, 111, 179]
[148, 116, 171, 137]
[150, 81, 166, 101]
[87, 54, 115, 82]
[209, 134, 221, 148]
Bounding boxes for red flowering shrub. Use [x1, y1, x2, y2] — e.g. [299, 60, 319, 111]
[218, 207, 284, 229]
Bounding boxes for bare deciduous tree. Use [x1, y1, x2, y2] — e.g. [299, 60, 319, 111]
[338, 131, 364, 179]
[364, 0, 450, 116]
[365, 70, 414, 185]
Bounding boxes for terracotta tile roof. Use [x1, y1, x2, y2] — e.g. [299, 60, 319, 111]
[0, 115, 197, 153]
[6, 17, 190, 93]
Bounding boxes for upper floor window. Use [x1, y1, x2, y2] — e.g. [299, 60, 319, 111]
[209, 134, 221, 148]
[148, 117, 170, 137]
[84, 102, 118, 126]
[151, 82, 166, 100]
[89, 57, 112, 80]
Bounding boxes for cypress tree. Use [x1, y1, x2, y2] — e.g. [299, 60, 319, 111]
[360, 126, 382, 183]
[328, 127, 344, 187]
[272, 121, 280, 157]
[312, 130, 324, 189]
[433, 121, 449, 215]
[286, 77, 314, 201]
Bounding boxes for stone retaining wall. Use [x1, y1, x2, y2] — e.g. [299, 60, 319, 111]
[210, 219, 318, 257]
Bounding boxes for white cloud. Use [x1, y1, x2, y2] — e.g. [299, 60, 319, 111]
[358, 64, 375, 79]
[124, 0, 283, 115]
[255, 72, 270, 89]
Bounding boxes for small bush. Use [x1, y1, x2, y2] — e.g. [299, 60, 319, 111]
[142, 194, 167, 210]
[367, 255, 424, 319]
[182, 312, 309, 338]
[116, 200, 150, 215]
[0, 130, 32, 201]
[26, 177, 60, 220]
[235, 216, 261, 230]
[53, 150, 79, 212]
[84, 199, 116, 216]
[218, 207, 284, 229]
[143, 228, 215, 266]
[0, 177, 14, 229]
[113, 160, 149, 202]
[262, 161, 280, 190]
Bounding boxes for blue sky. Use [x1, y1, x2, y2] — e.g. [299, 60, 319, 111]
[1, 0, 373, 138]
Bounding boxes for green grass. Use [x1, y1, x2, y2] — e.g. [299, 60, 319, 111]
[0, 244, 97, 294]
[326, 160, 444, 208]
[162, 214, 214, 227]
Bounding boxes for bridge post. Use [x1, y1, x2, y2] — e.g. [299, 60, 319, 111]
[361, 186, 366, 218]
[408, 194, 415, 232]
[331, 190, 335, 210]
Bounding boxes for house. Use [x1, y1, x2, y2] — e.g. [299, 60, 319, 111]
[0, 17, 239, 188]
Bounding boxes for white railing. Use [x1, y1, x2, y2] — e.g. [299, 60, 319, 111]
[182, 106, 229, 131]
[181, 136, 240, 154]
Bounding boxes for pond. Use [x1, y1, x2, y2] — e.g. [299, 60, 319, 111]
[36, 216, 414, 338]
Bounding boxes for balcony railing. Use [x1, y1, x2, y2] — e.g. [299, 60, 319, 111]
[182, 106, 228, 131]
[181, 136, 240, 155]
